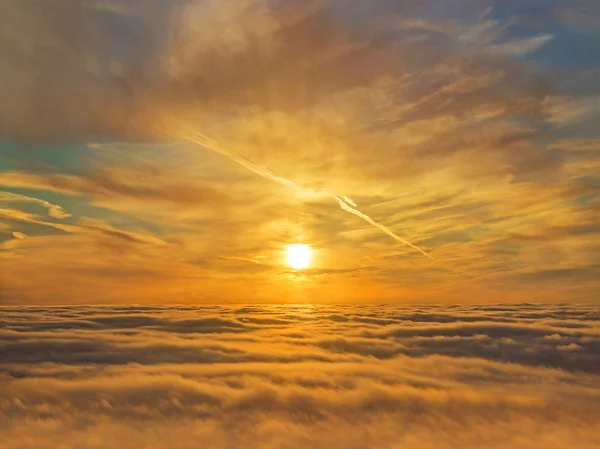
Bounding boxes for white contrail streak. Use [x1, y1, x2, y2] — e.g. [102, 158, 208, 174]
[334, 196, 435, 260]
[342, 196, 358, 207]
[184, 130, 434, 260]
[185, 132, 323, 197]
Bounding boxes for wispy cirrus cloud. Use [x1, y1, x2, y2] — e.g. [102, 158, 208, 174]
[0, 191, 71, 219]
[0, 0, 598, 303]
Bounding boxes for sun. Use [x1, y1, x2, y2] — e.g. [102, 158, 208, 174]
[286, 244, 312, 269]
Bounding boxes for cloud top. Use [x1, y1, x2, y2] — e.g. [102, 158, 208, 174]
[1, 304, 599, 448]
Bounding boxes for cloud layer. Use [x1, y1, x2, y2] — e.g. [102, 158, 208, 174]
[1, 304, 599, 448]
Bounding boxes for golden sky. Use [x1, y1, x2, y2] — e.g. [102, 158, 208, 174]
[0, 0, 599, 304]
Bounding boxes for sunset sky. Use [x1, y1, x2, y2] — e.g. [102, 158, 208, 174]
[1, 0, 599, 304]
[1, 3, 600, 448]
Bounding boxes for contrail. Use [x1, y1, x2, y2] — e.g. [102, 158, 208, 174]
[184, 130, 434, 260]
[334, 196, 434, 260]
[185, 132, 324, 197]
[342, 196, 358, 207]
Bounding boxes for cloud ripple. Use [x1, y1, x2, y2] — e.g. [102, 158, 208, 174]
[1, 304, 599, 448]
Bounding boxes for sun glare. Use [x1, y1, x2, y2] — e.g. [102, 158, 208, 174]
[286, 244, 312, 269]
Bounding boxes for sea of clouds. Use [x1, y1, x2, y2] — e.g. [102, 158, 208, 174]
[1, 304, 599, 448]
